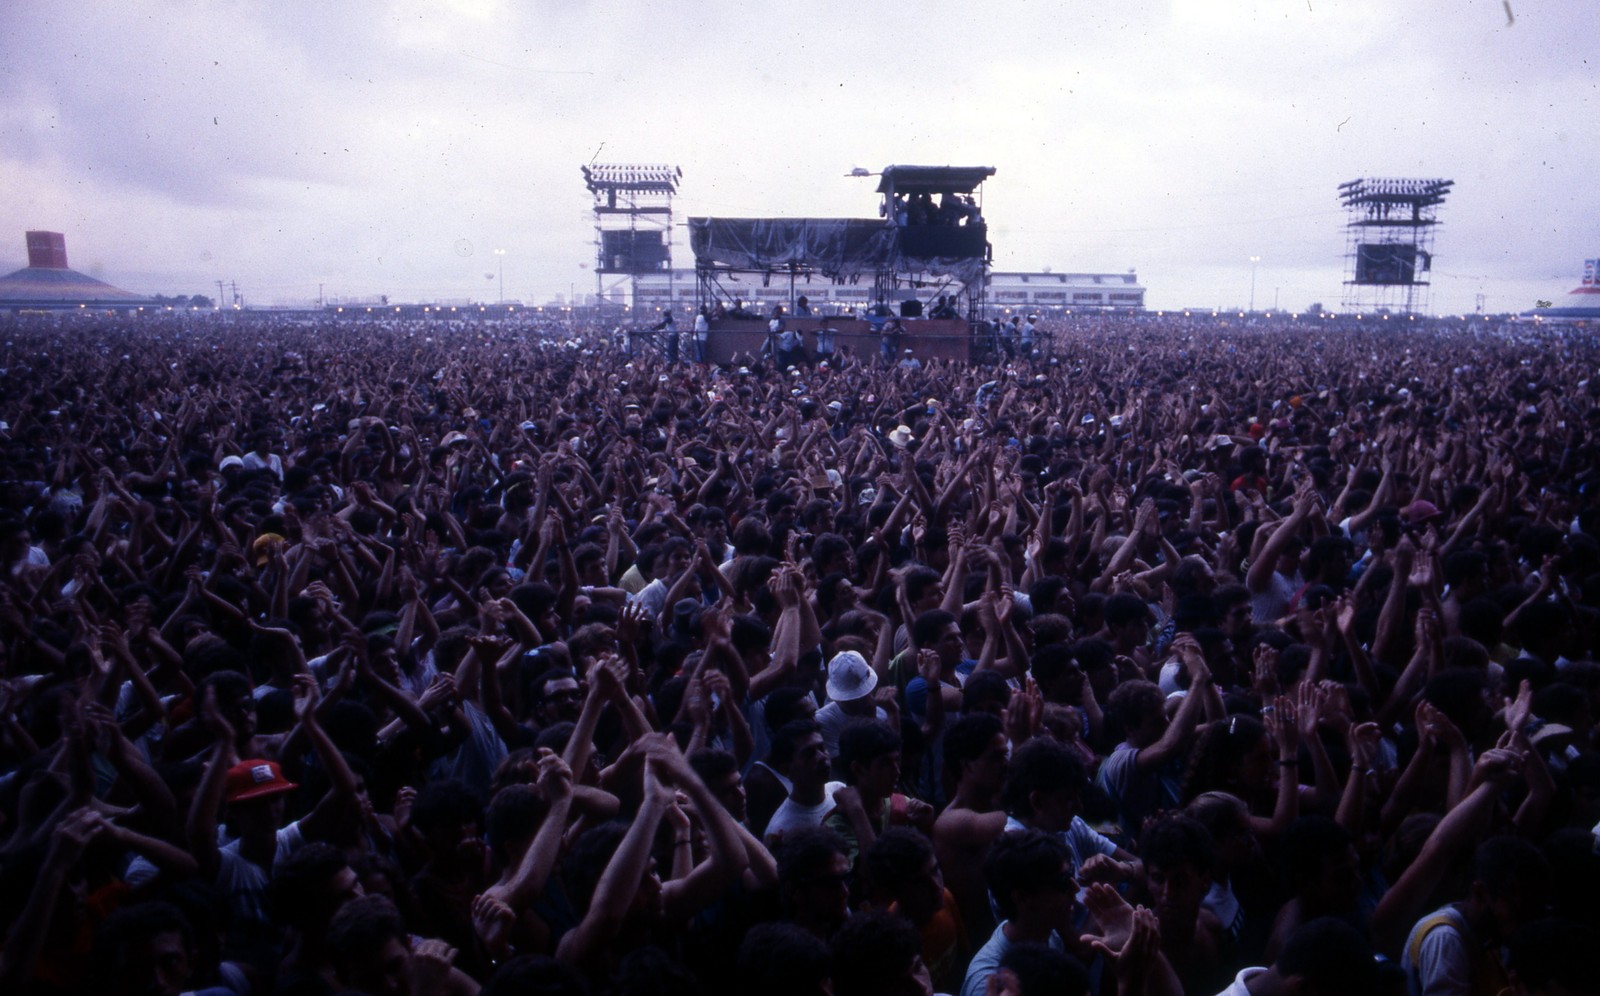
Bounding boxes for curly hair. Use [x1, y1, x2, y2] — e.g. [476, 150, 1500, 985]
[1180, 713, 1266, 804]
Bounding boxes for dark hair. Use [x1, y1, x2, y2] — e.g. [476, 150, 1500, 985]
[1070, 638, 1115, 673]
[89, 901, 194, 988]
[1181, 714, 1266, 801]
[836, 719, 901, 783]
[327, 895, 408, 978]
[1104, 593, 1150, 630]
[1030, 643, 1077, 687]
[961, 670, 1012, 713]
[998, 942, 1091, 996]
[562, 820, 631, 914]
[1473, 834, 1550, 900]
[688, 747, 739, 787]
[611, 945, 706, 996]
[1105, 680, 1164, 740]
[411, 779, 484, 834]
[1139, 813, 1215, 873]
[911, 608, 957, 649]
[1002, 738, 1087, 819]
[776, 826, 849, 888]
[865, 826, 935, 893]
[1423, 669, 1488, 735]
[730, 613, 774, 657]
[984, 828, 1072, 920]
[486, 784, 550, 859]
[811, 533, 851, 574]
[737, 923, 831, 996]
[480, 954, 590, 996]
[770, 719, 823, 769]
[942, 713, 1004, 777]
[1506, 919, 1600, 994]
[902, 568, 943, 607]
[829, 911, 921, 996]
[1276, 917, 1377, 993]
[267, 841, 352, 931]
[1283, 816, 1353, 890]
[764, 687, 817, 734]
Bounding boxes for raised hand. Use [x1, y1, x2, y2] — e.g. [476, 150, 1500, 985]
[291, 674, 322, 723]
[1503, 679, 1534, 734]
[1265, 694, 1299, 757]
[418, 674, 458, 711]
[410, 938, 459, 995]
[471, 893, 516, 958]
[533, 747, 574, 801]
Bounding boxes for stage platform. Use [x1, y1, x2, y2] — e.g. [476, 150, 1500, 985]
[705, 317, 972, 365]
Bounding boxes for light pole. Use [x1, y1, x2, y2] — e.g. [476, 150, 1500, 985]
[494, 248, 506, 304]
[1249, 256, 1260, 312]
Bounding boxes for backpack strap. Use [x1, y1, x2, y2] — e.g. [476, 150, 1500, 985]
[1406, 909, 1463, 971]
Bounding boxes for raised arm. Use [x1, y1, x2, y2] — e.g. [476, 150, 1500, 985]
[554, 759, 670, 966]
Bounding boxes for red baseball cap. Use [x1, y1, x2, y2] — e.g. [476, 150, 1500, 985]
[225, 759, 297, 803]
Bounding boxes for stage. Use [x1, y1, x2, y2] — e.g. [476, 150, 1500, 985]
[704, 317, 973, 365]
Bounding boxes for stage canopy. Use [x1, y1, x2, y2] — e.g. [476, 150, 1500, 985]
[875, 165, 996, 195]
[688, 217, 986, 285]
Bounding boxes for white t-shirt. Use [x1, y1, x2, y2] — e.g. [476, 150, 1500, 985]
[765, 781, 845, 845]
[815, 701, 889, 757]
[1213, 967, 1268, 996]
[241, 451, 284, 481]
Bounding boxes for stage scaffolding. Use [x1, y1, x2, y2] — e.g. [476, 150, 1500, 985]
[1339, 177, 1453, 314]
[581, 163, 682, 319]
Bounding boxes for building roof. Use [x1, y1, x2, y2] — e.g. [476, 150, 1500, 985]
[0, 231, 152, 308]
[0, 264, 149, 305]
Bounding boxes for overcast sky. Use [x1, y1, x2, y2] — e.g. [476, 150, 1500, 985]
[2, 0, 1595, 314]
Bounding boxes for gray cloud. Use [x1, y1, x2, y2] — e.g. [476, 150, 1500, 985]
[1, 0, 1595, 312]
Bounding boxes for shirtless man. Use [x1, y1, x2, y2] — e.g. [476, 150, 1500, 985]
[932, 713, 1009, 944]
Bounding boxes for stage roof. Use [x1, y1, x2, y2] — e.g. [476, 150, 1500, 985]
[688, 217, 985, 284]
[876, 165, 996, 195]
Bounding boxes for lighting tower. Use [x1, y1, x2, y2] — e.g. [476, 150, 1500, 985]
[1338, 177, 1453, 315]
[581, 163, 682, 319]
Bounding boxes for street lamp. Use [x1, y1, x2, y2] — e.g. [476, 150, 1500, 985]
[1249, 256, 1260, 312]
[494, 249, 506, 304]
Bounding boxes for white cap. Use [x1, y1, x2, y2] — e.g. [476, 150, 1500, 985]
[826, 651, 878, 703]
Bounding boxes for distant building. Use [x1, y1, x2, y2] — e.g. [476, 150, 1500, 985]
[0, 231, 154, 312]
[986, 270, 1145, 313]
[629, 267, 1144, 315]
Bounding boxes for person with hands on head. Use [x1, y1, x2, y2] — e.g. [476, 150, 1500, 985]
[556, 744, 736, 977]
[1095, 636, 1212, 838]
[472, 747, 574, 967]
[1246, 479, 1317, 624]
[185, 681, 310, 982]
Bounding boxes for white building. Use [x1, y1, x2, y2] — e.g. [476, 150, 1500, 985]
[986, 270, 1145, 313]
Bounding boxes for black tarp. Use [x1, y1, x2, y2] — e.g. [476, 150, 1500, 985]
[689, 217, 986, 284]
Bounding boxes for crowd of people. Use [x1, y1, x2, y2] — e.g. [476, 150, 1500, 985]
[0, 308, 1597, 996]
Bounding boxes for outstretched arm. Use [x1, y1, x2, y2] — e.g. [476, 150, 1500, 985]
[555, 760, 670, 966]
